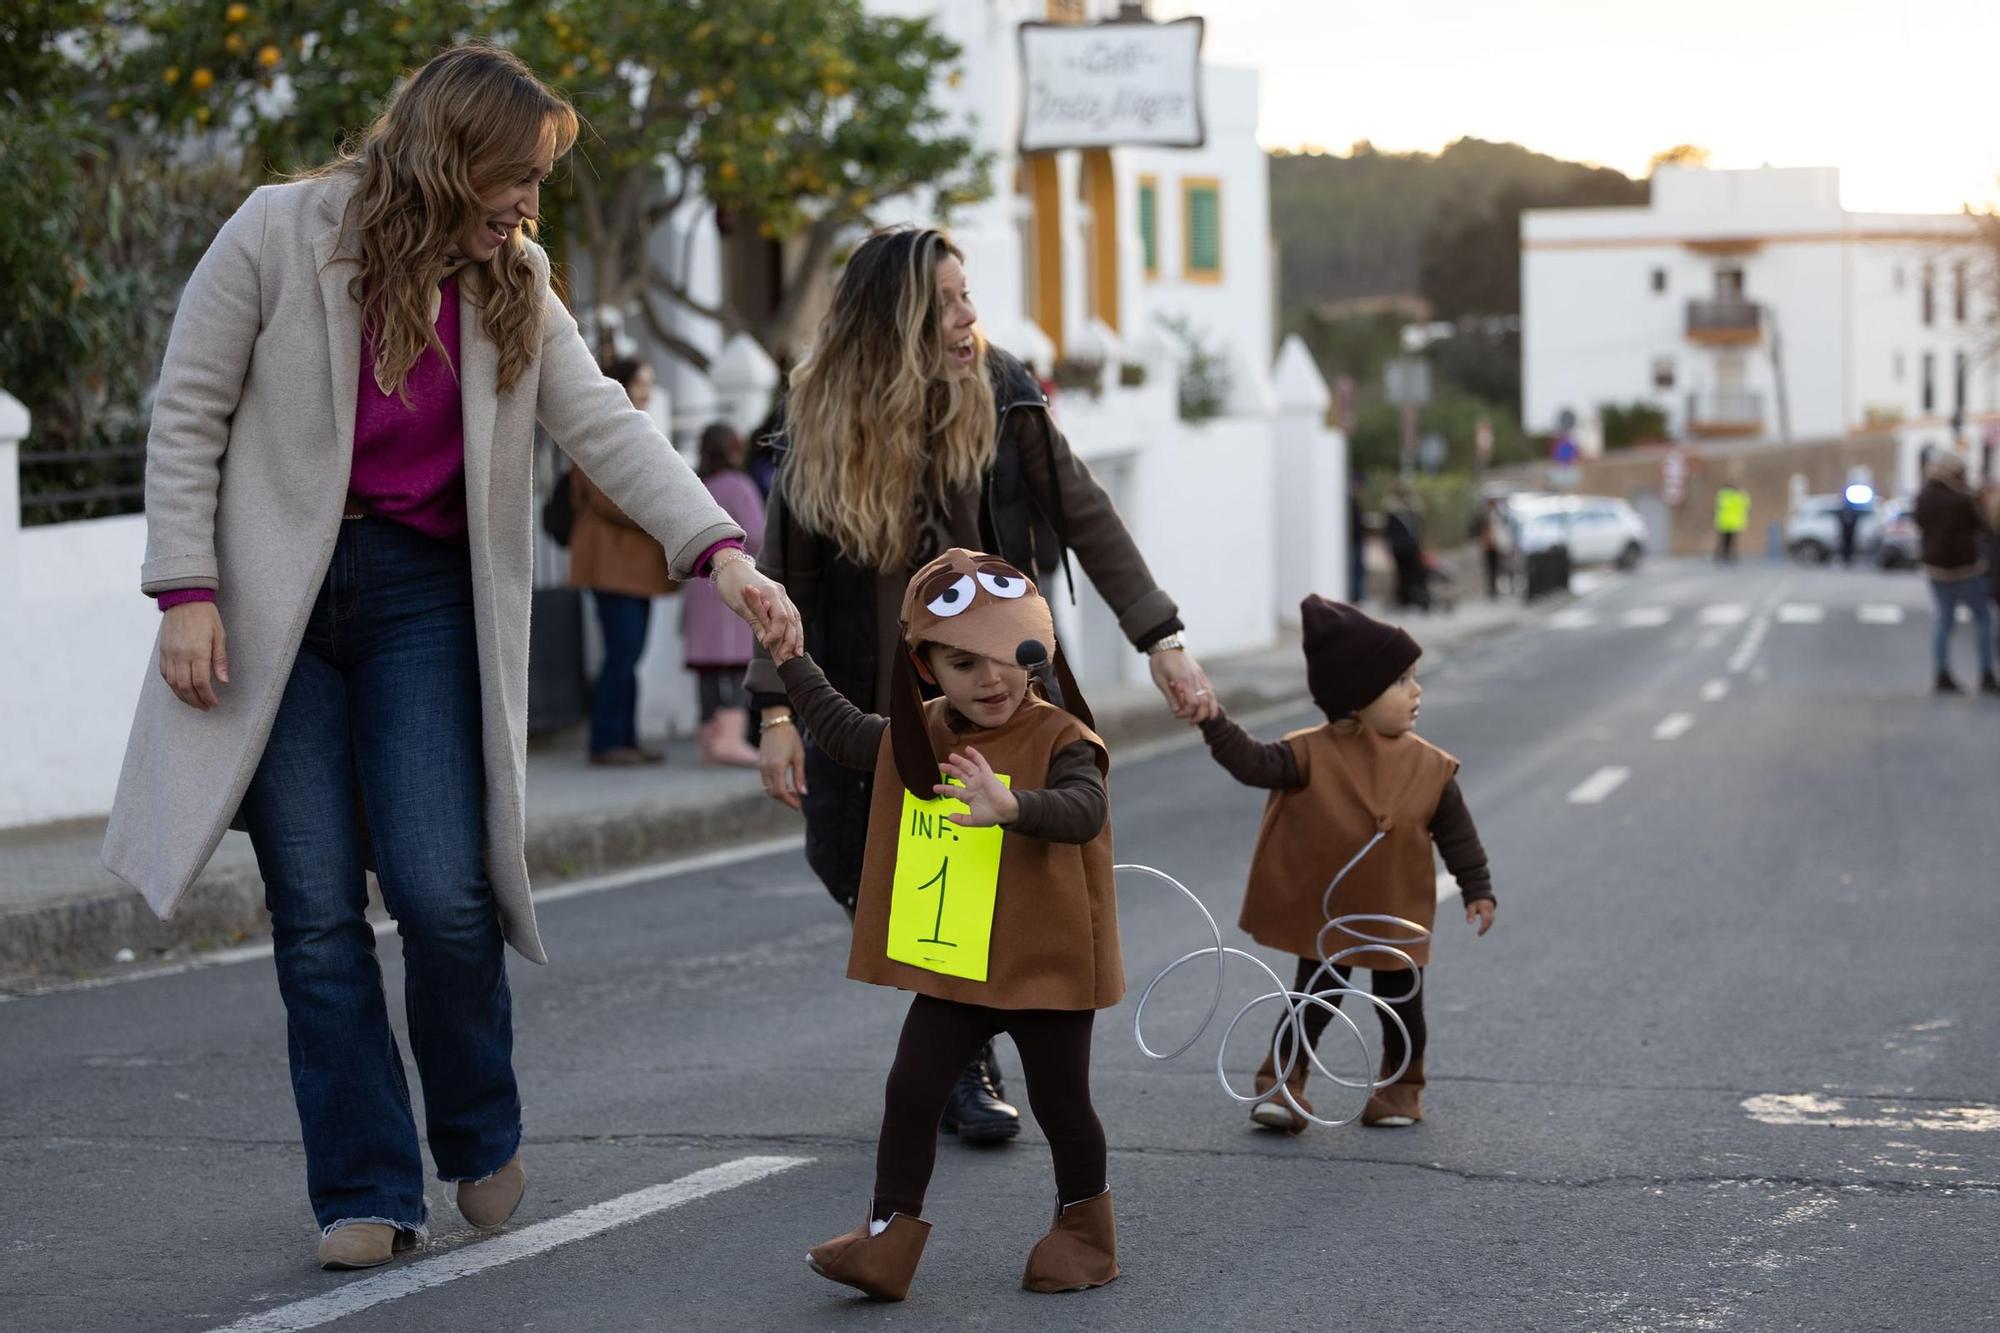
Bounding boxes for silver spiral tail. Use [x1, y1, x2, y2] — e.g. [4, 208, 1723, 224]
[1119, 833, 1430, 1128]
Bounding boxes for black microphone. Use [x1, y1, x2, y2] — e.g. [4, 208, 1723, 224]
[1015, 639, 1065, 711]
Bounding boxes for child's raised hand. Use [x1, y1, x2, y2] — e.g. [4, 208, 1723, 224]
[757, 618, 801, 667]
[1466, 899, 1495, 937]
[936, 746, 1019, 828]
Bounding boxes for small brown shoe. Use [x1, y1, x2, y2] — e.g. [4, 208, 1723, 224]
[457, 1151, 527, 1229]
[1249, 1050, 1313, 1134]
[317, 1223, 416, 1271]
[807, 1212, 931, 1301]
[589, 746, 665, 766]
[1361, 1057, 1425, 1127]
[1022, 1190, 1121, 1293]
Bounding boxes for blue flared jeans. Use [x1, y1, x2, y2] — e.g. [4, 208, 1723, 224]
[239, 517, 521, 1236]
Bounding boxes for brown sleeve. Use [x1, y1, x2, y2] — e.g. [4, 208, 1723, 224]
[1430, 778, 1494, 905]
[746, 475, 817, 703]
[776, 655, 885, 771]
[1198, 710, 1304, 789]
[1021, 410, 1180, 645]
[1007, 739, 1109, 845]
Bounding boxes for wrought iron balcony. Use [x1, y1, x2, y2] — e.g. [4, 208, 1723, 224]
[1685, 299, 1762, 344]
[1685, 390, 1764, 437]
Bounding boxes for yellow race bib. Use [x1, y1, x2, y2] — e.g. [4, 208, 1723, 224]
[885, 773, 1010, 981]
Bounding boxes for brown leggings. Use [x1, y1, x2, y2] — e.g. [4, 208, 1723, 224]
[871, 995, 1105, 1221]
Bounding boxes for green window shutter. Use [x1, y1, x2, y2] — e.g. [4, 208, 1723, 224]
[1138, 181, 1158, 275]
[1186, 184, 1220, 275]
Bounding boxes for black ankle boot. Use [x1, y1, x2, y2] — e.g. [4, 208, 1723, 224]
[939, 1041, 1020, 1143]
[1936, 671, 1964, 694]
[1981, 672, 2000, 697]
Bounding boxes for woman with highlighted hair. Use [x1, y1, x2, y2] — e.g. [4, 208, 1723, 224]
[748, 226, 1213, 1141]
[102, 44, 800, 1270]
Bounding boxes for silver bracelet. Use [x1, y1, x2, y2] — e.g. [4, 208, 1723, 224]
[706, 548, 755, 583]
[1145, 632, 1187, 656]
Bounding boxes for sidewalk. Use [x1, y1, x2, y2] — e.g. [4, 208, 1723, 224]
[0, 590, 1540, 984]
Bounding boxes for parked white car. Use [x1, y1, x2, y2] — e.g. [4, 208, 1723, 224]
[1506, 494, 1649, 569]
[1784, 492, 1883, 563]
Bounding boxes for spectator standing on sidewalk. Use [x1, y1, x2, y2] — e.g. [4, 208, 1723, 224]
[683, 423, 766, 766]
[1914, 452, 1997, 695]
[1714, 482, 1749, 564]
[568, 356, 679, 765]
[100, 45, 798, 1273]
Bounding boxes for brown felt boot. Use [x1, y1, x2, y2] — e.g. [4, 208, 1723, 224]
[1249, 1049, 1313, 1134]
[1361, 1057, 1425, 1127]
[317, 1222, 416, 1271]
[457, 1151, 527, 1229]
[1022, 1190, 1121, 1293]
[807, 1213, 931, 1301]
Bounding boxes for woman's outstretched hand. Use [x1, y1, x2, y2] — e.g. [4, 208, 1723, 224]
[714, 554, 803, 663]
[160, 601, 230, 711]
[1150, 648, 1218, 723]
[936, 746, 1019, 828]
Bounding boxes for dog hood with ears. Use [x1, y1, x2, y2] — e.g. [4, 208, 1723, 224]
[889, 548, 1094, 796]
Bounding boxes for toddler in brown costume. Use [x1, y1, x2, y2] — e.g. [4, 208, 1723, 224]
[1199, 595, 1495, 1132]
[762, 549, 1123, 1302]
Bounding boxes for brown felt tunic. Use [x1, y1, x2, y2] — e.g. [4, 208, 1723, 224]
[1235, 721, 1461, 969]
[843, 694, 1124, 1012]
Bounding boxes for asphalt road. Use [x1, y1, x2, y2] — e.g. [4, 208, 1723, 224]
[4, 557, 1997, 1332]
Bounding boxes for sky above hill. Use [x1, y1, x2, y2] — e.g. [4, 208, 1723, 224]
[1152, 0, 2000, 215]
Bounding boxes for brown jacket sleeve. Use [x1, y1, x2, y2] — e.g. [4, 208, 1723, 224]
[776, 655, 884, 770]
[1019, 410, 1181, 646]
[1430, 779, 1494, 905]
[1198, 710, 1304, 790]
[1009, 740, 1109, 845]
[746, 478, 816, 702]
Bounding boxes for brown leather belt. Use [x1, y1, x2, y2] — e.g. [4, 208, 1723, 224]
[342, 496, 370, 519]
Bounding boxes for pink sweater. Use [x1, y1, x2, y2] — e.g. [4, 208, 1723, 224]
[160, 276, 736, 609]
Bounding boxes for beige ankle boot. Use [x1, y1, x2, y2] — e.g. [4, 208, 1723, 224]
[807, 1212, 931, 1301]
[1249, 1049, 1314, 1133]
[317, 1222, 416, 1271]
[700, 708, 762, 766]
[1362, 1057, 1425, 1127]
[457, 1151, 527, 1229]
[1022, 1190, 1121, 1293]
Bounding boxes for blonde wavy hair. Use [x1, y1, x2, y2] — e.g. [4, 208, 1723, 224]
[307, 44, 579, 398]
[781, 228, 997, 573]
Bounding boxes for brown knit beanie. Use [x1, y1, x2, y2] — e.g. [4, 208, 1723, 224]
[1301, 595, 1422, 721]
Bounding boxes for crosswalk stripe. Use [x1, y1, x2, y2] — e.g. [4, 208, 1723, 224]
[1699, 604, 1750, 626]
[1653, 712, 1694, 740]
[1621, 607, 1673, 628]
[1700, 679, 1730, 702]
[1857, 604, 1905, 625]
[1776, 603, 1825, 624]
[1550, 608, 1597, 630]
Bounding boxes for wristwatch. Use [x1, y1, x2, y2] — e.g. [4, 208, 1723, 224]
[1145, 632, 1187, 656]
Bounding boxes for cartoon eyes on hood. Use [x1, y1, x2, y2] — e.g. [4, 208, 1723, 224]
[925, 574, 977, 618]
[977, 569, 1027, 599]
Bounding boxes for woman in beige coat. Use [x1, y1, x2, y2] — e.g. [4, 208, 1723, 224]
[100, 46, 799, 1271]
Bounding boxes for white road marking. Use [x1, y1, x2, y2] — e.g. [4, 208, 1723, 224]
[202, 1156, 812, 1333]
[1621, 607, 1672, 628]
[1742, 1093, 2000, 1133]
[1700, 678, 1730, 703]
[1857, 604, 1905, 625]
[1566, 766, 1631, 805]
[1699, 603, 1750, 626]
[1776, 603, 1825, 624]
[1549, 608, 1597, 630]
[1727, 614, 1771, 673]
[1652, 712, 1694, 741]
[1435, 871, 1457, 903]
[1569, 571, 1609, 596]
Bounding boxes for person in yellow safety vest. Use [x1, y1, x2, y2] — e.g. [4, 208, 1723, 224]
[1715, 485, 1750, 564]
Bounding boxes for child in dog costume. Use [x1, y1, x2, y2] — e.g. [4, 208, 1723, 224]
[1199, 595, 1495, 1132]
[765, 548, 1123, 1301]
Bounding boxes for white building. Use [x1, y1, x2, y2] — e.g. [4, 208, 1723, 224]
[1522, 166, 1995, 466]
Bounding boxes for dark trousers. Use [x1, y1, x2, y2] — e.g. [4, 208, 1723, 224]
[1715, 530, 1738, 563]
[872, 996, 1105, 1220]
[1273, 957, 1427, 1074]
[1483, 546, 1503, 599]
[239, 518, 520, 1234]
[588, 590, 651, 755]
[695, 664, 747, 721]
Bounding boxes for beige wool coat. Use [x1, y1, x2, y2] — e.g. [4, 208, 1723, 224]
[101, 175, 742, 963]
